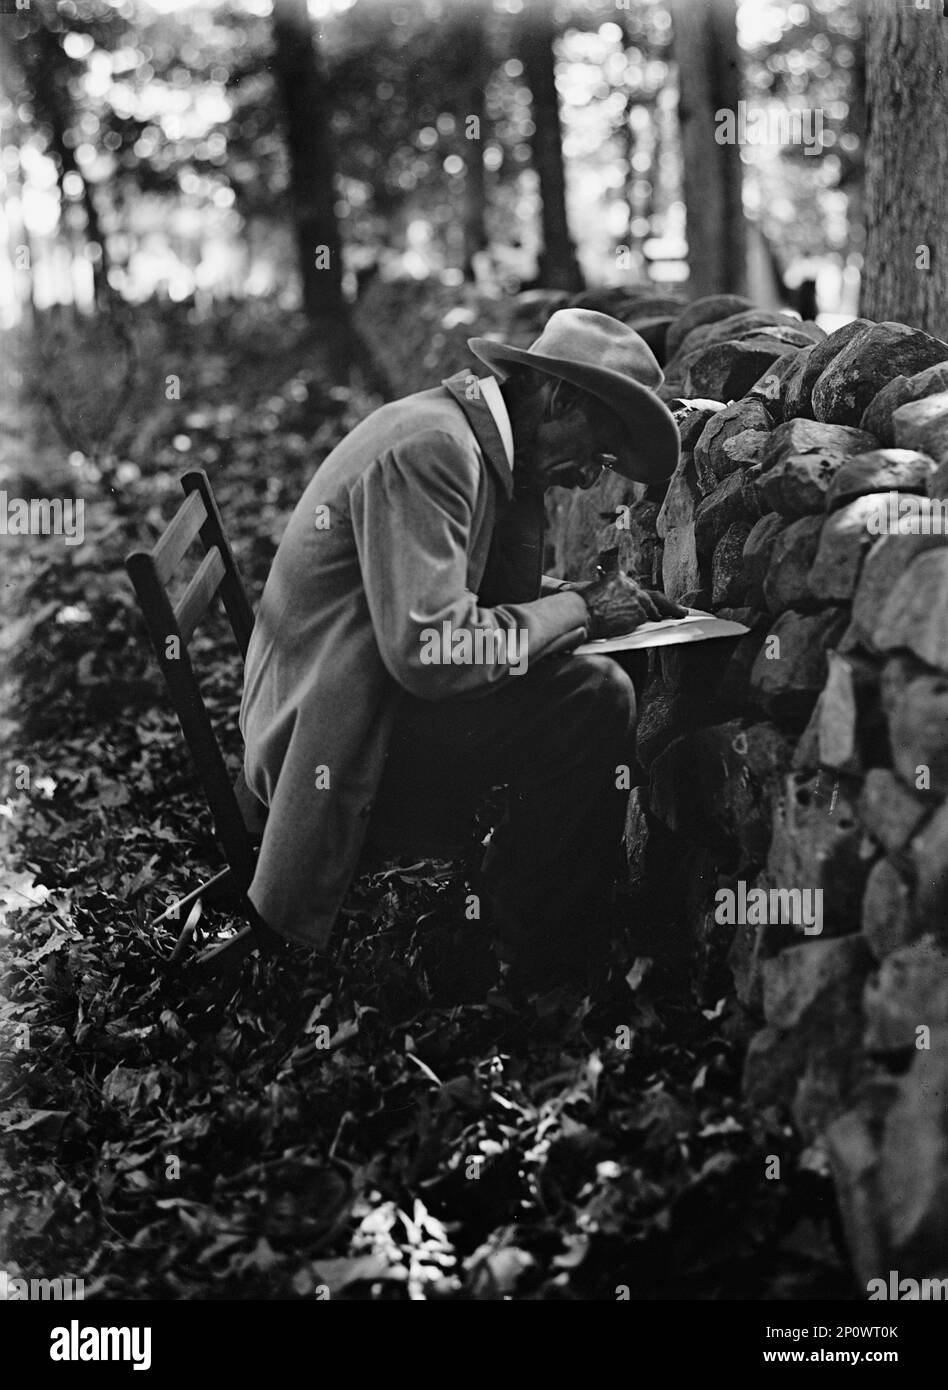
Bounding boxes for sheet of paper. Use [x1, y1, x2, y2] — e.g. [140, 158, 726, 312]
[573, 610, 750, 655]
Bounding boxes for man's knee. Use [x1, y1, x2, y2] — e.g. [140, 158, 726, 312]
[539, 655, 636, 761]
[570, 654, 637, 730]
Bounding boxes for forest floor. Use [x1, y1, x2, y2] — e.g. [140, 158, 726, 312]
[0, 297, 855, 1300]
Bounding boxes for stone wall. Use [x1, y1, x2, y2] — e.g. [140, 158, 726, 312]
[555, 293, 948, 1289]
[364, 278, 948, 1286]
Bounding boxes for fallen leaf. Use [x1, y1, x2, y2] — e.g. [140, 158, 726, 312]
[0, 1109, 70, 1140]
[102, 1065, 162, 1111]
[311, 1254, 400, 1294]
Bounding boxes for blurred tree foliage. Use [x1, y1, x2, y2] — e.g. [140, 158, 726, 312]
[0, 0, 868, 319]
[739, 0, 866, 273]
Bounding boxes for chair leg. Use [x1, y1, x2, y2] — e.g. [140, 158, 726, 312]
[155, 864, 283, 974]
[195, 924, 258, 975]
[195, 914, 286, 977]
[152, 869, 233, 929]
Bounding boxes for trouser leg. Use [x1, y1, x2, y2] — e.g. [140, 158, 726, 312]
[369, 653, 637, 974]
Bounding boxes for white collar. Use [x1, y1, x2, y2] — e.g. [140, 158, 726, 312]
[478, 375, 514, 471]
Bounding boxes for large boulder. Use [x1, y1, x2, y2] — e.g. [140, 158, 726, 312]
[649, 719, 791, 857]
[811, 322, 948, 428]
[713, 615, 769, 712]
[795, 649, 877, 775]
[762, 514, 823, 614]
[682, 340, 792, 405]
[711, 521, 753, 607]
[765, 936, 873, 1031]
[728, 883, 798, 1013]
[671, 399, 725, 451]
[656, 451, 699, 537]
[807, 495, 893, 602]
[630, 314, 676, 363]
[596, 499, 662, 587]
[859, 769, 927, 855]
[782, 318, 873, 420]
[825, 1108, 890, 1289]
[761, 418, 877, 471]
[662, 523, 702, 602]
[764, 769, 871, 932]
[635, 678, 707, 771]
[863, 937, 948, 1052]
[569, 287, 681, 318]
[825, 449, 936, 512]
[852, 528, 948, 646]
[658, 453, 702, 600]
[693, 397, 773, 493]
[665, 293, 757, 359]
[712, 721, 793, 859]
[658, 611, 752, 692]
[744, 935, 873, 1139]
[745, 348, 812, 423]
[929, 459, 948, 502]
[694, 470, 760, 557]
[860, 361, 948, 445]
[877, 1029, 948, 1272]
[743, 512, 791, 605]
[749, 607, 849, 723]
[892, 390, 948, 466]
[886, 670, 948, 796]
[718, 428, 772, 477]
[552, 469, 642, 580]
[872, 548, 948, 673]
[861, 858, 917, 961]
[911, 799, 948, 936]
[674, 308, 803, 361]
[739, 330, 821, 364]
[759, 453, 850, 517]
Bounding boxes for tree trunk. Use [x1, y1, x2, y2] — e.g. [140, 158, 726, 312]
[456, 7, 490, 282]
[861, 0, 948, 335]
[48, 122, 111, 310]
[11, 21, 112, 309]
[519, 0, 583, 292]
[271, 0, 348, 334]
[671, 0, 746, 299]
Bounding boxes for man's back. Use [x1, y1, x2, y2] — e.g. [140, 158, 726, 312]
[237, 377, 530, 945]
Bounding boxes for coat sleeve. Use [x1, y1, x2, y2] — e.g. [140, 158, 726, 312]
[540, 574, 574, 595]
[349, 429, 591, 699]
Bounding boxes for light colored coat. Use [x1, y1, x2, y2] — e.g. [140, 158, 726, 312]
[239, 372, 590, 946]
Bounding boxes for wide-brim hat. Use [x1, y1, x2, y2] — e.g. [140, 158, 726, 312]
[468, 308, 679, 484]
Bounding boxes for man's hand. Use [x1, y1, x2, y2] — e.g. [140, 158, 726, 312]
[580, 572, 686, 639]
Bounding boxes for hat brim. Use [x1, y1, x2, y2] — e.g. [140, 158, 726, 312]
[467, 337, 680, 485]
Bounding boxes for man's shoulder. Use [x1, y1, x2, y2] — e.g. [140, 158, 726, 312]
[367, 386, 476, 451]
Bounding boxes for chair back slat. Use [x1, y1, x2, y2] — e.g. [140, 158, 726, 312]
[174, 545, 226, 645]
[152, 489, 207, 585]
[182, 472, 255, 660]
[125, 471, 263, 908]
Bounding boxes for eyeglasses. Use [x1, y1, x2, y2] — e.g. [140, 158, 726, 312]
[574, 457, 614, 488]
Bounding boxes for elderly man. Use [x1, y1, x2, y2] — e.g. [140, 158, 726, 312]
[239, 309, 682, 989]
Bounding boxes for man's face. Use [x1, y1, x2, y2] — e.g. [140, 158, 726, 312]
[514, 381, 628, 492]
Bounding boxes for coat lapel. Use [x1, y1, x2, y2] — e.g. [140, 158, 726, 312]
[441, 370, 546, 606]
[441, 371, 514, 503]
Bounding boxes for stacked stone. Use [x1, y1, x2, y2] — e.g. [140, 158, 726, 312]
[557, 295, 948, 1287]
[353, 280, 948, 1281]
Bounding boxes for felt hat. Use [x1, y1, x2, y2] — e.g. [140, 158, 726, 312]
[468, 308, 679, 484]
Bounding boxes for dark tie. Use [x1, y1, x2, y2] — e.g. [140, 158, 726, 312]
[478, 487, 546, 606]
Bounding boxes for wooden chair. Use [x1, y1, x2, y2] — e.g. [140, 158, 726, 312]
[125, 469, 273, 969]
